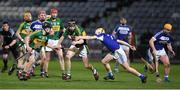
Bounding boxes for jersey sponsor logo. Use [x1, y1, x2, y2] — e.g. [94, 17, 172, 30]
[118, 30, 129, 34]
[52, 26, 60, 31]
[117, 27, 129, 34]
[21, 29, 29, 34]
[33, 38, 47, 48]
[159, 36, 169, 41]
[33, 25, 42, 29]
[158, 36, 169, 44]
[118, 27, 130, 31]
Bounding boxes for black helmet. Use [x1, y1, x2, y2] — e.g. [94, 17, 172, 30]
[42, 21, 52, 29]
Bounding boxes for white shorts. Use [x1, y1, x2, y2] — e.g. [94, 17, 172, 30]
[148, 48, 167, 62]
[45, 39, 59, 51]
[69, 45, 88, 57]
[120, 45, 130, 51]
[111, 47, 127, 64]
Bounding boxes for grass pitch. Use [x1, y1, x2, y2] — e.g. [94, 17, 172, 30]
[0, 59, 180, 89]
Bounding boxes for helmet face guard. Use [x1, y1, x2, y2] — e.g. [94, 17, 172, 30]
[67, 21, 76, 34]
[42, 22, 52, 33]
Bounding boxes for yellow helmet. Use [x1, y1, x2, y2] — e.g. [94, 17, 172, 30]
[164, 23, 172, 31]
[95, 28, 105, 35]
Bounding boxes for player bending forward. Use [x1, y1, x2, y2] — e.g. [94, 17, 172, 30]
[76, 28, 147, 83]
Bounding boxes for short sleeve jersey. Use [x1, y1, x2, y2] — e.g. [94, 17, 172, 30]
[96, 33, 120, 53]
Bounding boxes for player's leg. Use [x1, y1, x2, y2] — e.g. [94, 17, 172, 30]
[141, 49, 155, 73]
[124, 49, 130, 64]
[114, 45, 129, 73]
[120, 62, 147, 83]
[40, 47, 46, 77]
[43, 51, 51, 78]
[54, 48, 65, 77]
[20, 52, 36, 80]
[160, 55, 170, 82]
[82, 55, 99, 81]
[102, 53, 115, 80]
[43, 39, 55, 77]
[80, 45, 99, 80]
[1, 48, 9, 73]
[63, 45, 76, 80]
[116, 48, 147, 83]
[8, 47, 20, 75]
[114, 60, 119, 73]
[17, 46, 25, 70]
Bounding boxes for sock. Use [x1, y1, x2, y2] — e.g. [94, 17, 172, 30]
[107, 72, 113, 76]
[40, 69, 44, 74]
[67, 70, 71, 76]
[12, 64, 16, 68]
[114, 63, 119, 70]
[32, 64, 36, 68]
[164, 75, 169, 79]
[3, 59, 8, 67]
[139, 74, 145, 79]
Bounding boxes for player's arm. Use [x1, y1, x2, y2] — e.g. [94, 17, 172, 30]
[117, 39, 136, 50]
[25, 31, 39, 52]
[112, 25, 118, 37]
[16, 23, 24, 42]
[128, 32, 132, 45]
[58, 35, 64, 46]
[149, 37, 156, 54]
[4, 39, 17, 49]
[72, 39, 84, 45]
[76, 35, 97, 40]
[167, 43, 175, 56]
[72, 31, 86, 45]
[112, 31, 116, 37]
[25, 34, 31, 52]
[4, 30, 17, 49]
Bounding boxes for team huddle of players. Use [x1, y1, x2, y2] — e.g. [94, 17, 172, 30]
[0, 8, 175, 83]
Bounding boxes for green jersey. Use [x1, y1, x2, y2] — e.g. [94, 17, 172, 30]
[63, 25, 87, 47]
[29, 30, 49, 52]
[63, 25, 86, 37]
[46, 18, 64, 40]
[17, 21, 31, 39]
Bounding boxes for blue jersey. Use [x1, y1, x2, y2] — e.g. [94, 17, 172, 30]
[30, 20, 43, 31]
[96, 33, 120, 53]
[113, 24, 131, 43]
[153, 30, 173, 50]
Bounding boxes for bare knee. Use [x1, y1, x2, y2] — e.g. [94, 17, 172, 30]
[164, 63, 170, 68]
[101, 60, 108, 64]
[65, 55, 72, 61]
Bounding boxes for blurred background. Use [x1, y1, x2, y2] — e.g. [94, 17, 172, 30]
[0, 0, 179, 63]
